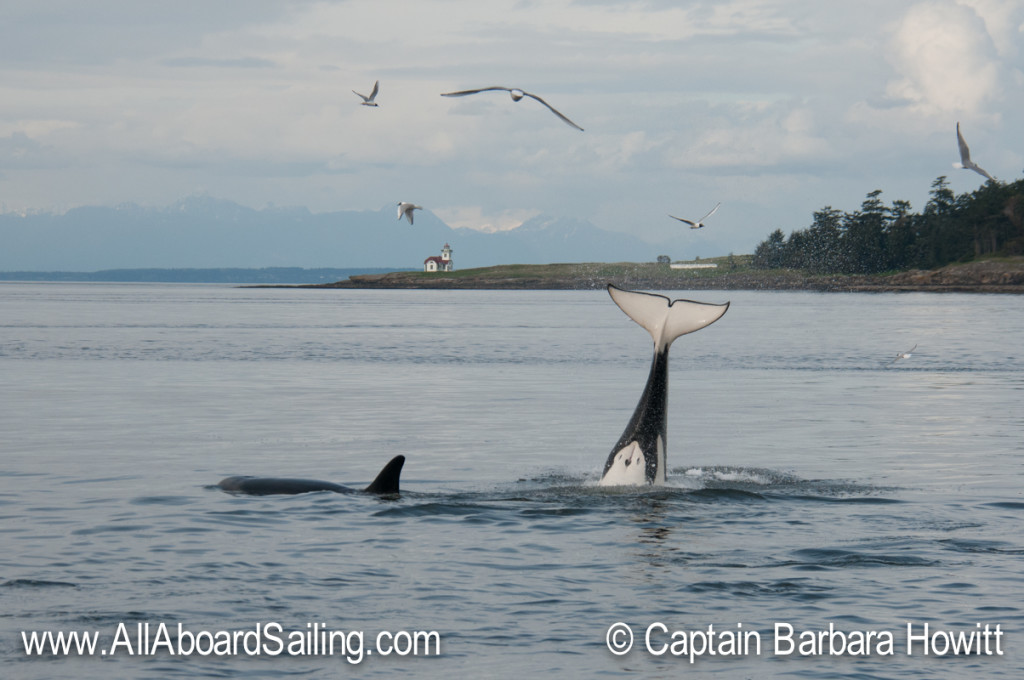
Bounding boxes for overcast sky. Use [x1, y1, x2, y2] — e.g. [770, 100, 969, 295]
[1, 0, 1022, 255]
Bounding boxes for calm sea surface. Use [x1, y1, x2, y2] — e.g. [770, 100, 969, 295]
[1, 283, 1022, 678]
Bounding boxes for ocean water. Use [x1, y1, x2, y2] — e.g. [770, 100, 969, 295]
[1, 283, 1022, 678]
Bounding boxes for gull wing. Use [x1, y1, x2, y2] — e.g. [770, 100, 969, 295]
[668, 215, 697, 226]
[521, 91, 584, 131]
[440, 87, 512, 97]
[971, 164, 995, 181]
[956, 122, 972, 165]
[699, 202, 721, 223]
[368, 80, 379, 101]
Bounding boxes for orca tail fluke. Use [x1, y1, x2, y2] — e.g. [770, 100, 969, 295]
[363, 455, 405, 494]
[607, 284, 729, 351]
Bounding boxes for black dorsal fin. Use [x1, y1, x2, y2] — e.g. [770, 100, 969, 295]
[363, 455, 405, 494]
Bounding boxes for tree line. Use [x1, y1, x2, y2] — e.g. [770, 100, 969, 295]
[752, 176, 1024, 274]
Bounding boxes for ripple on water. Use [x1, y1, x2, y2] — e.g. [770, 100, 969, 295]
[786, 547, 941, 569]
[1, 579, 78, 589]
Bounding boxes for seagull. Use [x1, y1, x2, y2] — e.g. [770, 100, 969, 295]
[353, 80, 380, 107]
[892, 344, 918, 363]
[397, 202, 422, 225]
[669, 203, 721, 229]
[440, 86, 584, 131]
[953, 122, 994, 181]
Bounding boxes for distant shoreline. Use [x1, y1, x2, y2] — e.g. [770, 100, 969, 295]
[288, 257, 1024, 294]
[0, 267, 401, 284]
[3, 258, 1021, 293]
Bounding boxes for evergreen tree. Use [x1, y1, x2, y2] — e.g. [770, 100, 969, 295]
[752, 229, 787, 268]
[751, 173, 1023, 273]
[844, 190, 888, 273]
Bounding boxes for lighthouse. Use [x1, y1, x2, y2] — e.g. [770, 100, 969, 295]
[424, 243, 454, 272]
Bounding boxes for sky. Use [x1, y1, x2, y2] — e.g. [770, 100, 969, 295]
[1, 0, 1023, 257]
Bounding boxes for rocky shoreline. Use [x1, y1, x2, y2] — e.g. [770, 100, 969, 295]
[293, 257, 1024, 294]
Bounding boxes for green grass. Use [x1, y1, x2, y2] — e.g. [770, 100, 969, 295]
[406, 255, 758, 281]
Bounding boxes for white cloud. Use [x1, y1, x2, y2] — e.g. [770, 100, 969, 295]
[433, 205, 540, 232]
[665, 104, 831, 170]
[956, 0, 1024, 59]
[884, 1, 1003, 117]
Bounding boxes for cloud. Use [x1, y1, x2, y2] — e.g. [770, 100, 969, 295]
[884, 1, 1004, 116]
[433, 205, 540, 232]
[161, 57, 277, 69]
[661, 104, 832, 172]
[956, 0, 1024, 59]
[0, 131, 44, 164]
[0, 1, 302, 66]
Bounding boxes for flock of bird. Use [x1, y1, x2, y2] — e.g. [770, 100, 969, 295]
[353, 80, 1003, 363]
[357, 79, 727, 229]
[352, 80, 996, 235]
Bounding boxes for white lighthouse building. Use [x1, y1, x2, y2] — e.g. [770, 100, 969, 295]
[424, 243, 454, 272]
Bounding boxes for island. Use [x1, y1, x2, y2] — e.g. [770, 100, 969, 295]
[296, 255, 1024, 294]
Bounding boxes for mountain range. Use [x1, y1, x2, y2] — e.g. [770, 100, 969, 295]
[0, 196, 727, 271]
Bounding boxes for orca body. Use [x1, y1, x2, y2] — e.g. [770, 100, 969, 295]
[218, 455, 405, 496]
[600, 285, 728, 486]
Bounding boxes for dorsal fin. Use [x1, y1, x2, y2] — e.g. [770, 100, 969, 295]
[363, 455, 405, 494]
[607, 284, 729, 351]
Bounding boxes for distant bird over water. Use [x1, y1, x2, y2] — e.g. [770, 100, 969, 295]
[397, 202, 423, 225]
[669, 202, 720, 229]
[953, 122, 994, 181]
[440, 86, 584, 131]
[892, 344, 918, 363]
[353, 80, 380, 106]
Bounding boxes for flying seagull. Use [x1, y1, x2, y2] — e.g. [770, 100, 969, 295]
[669, 202, 721, 229]
[892, 344, 918, 363]
[397, 202, 422, 225]
[953, 122, 994, 181]
[353, 80, 380, 107]
[440, 86, 584, 131]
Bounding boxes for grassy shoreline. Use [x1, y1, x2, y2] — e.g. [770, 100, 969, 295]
[298, 255, 1024, 293]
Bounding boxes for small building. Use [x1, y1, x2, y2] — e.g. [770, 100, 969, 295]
[424, 243, 454, 272]
[670, 262, 718, 270]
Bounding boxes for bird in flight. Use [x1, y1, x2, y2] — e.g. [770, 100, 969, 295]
[440, 86, 584, 131]
[669, 203, 721, 229]
[953, 122, 994, 181]
[397, 202, 423, 225]
[353, 80, 380, 107]
[892, 344, 918, 363]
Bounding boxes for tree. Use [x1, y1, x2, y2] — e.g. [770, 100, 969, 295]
[751, 173, 1024, 273]
[885, 199, 915, 270]
[844, 190, 889, 273]
[803, 207, 844, 273]
[752, 229, 787, 269]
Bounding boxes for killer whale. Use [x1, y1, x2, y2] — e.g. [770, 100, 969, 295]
[218, 455, 405, 496]
[600, 285, 728, 486]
